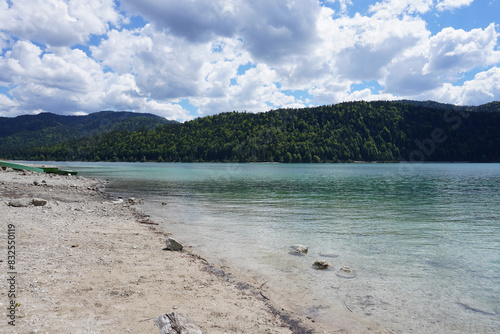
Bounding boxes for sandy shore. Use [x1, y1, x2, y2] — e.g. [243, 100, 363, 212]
[0, 165, 392, 334]
[0, 167, 309, 333]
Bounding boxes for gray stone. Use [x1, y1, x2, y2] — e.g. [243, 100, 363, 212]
[32, 198, 48, 206]
[165, 237, 183, 251]
[336, 266, 356, 279]
[9, 198, 31, 207]
[290, 245, 308, 255]
[313, 260, 331, 270]
[128, 197, 137, 205]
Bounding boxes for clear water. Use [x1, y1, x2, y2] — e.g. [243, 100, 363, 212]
[58, 162, 500, 333]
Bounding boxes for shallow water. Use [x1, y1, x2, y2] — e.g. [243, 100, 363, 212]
[57, 162, 500, 333]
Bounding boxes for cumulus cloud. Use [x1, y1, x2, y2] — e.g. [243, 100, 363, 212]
[424, 23, 500, 75]
[121, 0, 321, 63]
[0, 0, 498, 120]
[429, 67, 500, 105]
[120, 0, 237, 42]
[0, 0, 120, 46]
[369, 0, 434, 18]
[436, 0, 474, 12]
[334, 16, 428, 81]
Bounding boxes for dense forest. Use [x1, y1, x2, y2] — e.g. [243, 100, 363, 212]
[1, 101, 499, 163]
[0, 110, 173, 152]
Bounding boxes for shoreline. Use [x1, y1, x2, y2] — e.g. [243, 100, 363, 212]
[0, 166, 311, 333]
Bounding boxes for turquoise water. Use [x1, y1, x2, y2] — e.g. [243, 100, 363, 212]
[59, 162, 500, 333]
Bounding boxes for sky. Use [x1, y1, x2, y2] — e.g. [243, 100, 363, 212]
[0, 0, 499, 122]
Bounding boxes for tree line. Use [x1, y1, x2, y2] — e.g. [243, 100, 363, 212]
[2, 101, 499, 163]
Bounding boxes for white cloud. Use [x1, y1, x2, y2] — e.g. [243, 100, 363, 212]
[0, 0, 498, 121]
[121, 0, 321, 63]
[428, 67, 500, 105]
[0, 0, 120, 47]
[369, 0, 434, 18]
[0, 39, 191, 120]
[334, 15, 429, 81]
[0, 94, 19, 117]
[424, 23, 500, 75]
[92, 26, 206, 100]
[121, 0, 237, 42]
[436, 0, 474, 12]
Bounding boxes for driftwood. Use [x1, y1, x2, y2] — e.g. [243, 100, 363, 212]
[154, 312, 204, 334]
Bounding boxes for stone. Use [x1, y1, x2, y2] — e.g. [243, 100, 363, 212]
[336, 266, 356, 279]
[128, 197, 137, 205]
[165, 237, 183, 251]
[313, 260, 331, 270]
[9, 198, 31, 207]
[155, 312, 203, 334]
[32, 198, 48, 206]
[290, 245, 308, 255]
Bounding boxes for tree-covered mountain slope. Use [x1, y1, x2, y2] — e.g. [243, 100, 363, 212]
[2, 101, 499, 163]
[0, 111, 174, 152]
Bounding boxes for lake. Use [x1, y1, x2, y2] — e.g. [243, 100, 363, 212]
[56, 162, 500, 333]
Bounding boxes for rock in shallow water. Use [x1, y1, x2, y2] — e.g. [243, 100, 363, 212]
[290, 245, 308, 255]
[313, 260, 331, 270]
[336, 266, 356, 278]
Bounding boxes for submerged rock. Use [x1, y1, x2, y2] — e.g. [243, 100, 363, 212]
[290, 245, 308, 255]
[165, 237, 183, 251]
[313, 260, 331, 270]
[336, 266, 356, 279]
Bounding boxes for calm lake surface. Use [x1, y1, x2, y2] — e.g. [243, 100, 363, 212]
[56, 162, 500, 333]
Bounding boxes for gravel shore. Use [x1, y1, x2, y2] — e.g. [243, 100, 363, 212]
[0, 167, 303, 333]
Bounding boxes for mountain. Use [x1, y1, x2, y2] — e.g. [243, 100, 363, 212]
[0, 111, 175, 153]
[2, 100, 499, 163]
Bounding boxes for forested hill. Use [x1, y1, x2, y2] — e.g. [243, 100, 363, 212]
[3, 100, 500, 163]
[0, 110, 174, 151]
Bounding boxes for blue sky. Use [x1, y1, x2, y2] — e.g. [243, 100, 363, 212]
[0, 0, 499, 121]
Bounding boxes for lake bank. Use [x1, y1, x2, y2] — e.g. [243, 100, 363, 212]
[0, 167, 323, 333]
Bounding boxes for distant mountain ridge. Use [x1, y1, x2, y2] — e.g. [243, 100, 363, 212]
[4, 100, 498, 163]
[396, 100, 499, 112]
[0, 110, 174, 152]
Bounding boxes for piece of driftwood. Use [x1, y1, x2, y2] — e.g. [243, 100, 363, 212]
[154, 312, 204, 334]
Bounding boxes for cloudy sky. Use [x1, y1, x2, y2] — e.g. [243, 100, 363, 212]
[0, 0, 499, 121]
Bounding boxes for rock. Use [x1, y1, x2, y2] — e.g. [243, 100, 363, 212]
[313, 260, 331, 270]
[155, 312, 203, 334]
[33, 180, 39, 186]
[128, 197, 137, 205]
[32, 198, 48, 206]
[162, 202, 168, 206]
[165, 237, 183, 251]
[9, 198, 31, 207]
[290, 245, 308, 255]
[336, 266, 356, 279]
